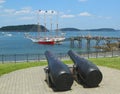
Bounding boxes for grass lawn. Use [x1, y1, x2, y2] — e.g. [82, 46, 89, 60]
[89, 57, 120, 70]
[0, 57, 120, 76]
[0, 61, 47, 76]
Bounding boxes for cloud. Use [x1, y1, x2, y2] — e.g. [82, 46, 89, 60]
[4, 9, 16, 14]
[61, 14, 75, 18]
[78, 0, 87, 2]
[15, 7, 33, 15]
[0, 0, 6, 4]
[105, 16, 112, 20]
[79, 12, 92, 17]
[98, 15, 112, 19]
[0, 9, 15, 16]
[19, 16, 34, 20]
[0, 7, 36, 17]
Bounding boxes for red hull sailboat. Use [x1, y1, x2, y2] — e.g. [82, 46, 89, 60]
[25, 10, 65, 45]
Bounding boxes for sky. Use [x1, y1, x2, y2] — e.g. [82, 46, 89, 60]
[0, 0, 120, 29]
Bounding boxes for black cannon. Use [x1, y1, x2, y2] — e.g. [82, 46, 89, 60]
[44, 51, 73, 91]
[68, 50, 102, 87]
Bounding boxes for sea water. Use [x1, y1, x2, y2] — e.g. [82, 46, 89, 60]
[0, 30, 120, 55]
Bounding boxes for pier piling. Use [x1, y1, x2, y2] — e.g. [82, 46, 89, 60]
[69, 36, 120, 50]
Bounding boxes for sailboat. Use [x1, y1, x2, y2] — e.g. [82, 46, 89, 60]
[25, 10, 65, 45]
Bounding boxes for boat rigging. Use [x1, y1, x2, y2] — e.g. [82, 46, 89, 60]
[25, 10, 65, 45]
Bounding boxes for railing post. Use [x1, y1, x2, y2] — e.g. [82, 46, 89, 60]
[38, 54, 40, 61]
[119, 50, 120, 56]
[88, 51, 89, 58]
[104, 51, 106, 58]
[2, 54, 4, 64]
[14, 54, 16, 63]
[96, 51, 98, 58]
[112, 50, 113, 57]
[26, 54, 29, 62]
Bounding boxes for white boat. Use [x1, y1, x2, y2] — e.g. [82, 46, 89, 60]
[25, 10, 65, 45]
[25, 33, 65, 45]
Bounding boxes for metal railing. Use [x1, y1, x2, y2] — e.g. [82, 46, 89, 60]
[0, 50, 120, 64]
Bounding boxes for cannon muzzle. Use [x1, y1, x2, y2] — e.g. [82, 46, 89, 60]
[68, 50, 102, 87]
[45, 51, 73, 91]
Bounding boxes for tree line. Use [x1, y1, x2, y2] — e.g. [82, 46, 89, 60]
[0, 24, 48, 32]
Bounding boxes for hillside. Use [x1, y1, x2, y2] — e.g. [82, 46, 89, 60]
[84, 28, 116, 31]
[0, 24, 117, 32]
[0, 24, 48, 32]
[58, 28, 81, 31]
[58, 28, 116, 31]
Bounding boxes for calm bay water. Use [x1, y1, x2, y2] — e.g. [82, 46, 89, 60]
[0, 30, 120, 55]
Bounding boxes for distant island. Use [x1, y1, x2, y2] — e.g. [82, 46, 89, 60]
[58, 28, 80, 31]
[59, 28, 116, 31]
[0, 24, 117, 32]
[84, 28, 116, 31]
[0, 24, 48, 32]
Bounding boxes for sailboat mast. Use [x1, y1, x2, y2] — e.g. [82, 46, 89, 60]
[44, 11, 47, 32]
[56, 11, 59, 36]
[37, 10, 41, 38]
[50, 11, 53, 32]
[44, 11, 47, 37]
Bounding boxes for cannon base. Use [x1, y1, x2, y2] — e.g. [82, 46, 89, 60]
[44, 67, 54, 87]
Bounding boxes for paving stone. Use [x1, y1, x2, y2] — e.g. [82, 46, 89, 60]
[0, 66, 120, 94]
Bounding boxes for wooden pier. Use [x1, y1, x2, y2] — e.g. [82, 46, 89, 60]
[67, 36, 120, 50]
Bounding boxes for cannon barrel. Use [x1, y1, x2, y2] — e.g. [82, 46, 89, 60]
[68, 50, 102, 87]
[45, 51, 73, 91]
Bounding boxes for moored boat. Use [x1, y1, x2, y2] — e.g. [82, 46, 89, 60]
[25, 10, 65, 45]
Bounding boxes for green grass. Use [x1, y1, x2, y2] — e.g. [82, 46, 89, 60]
[0, 57, 120, 76]
[63, 57, 120, 70]
[0, 61, 47, 76]
[89, 57, 120, 69]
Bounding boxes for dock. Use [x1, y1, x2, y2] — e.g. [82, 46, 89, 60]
[67, 36, 120, 49]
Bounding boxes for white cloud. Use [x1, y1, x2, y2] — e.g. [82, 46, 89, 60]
[0, 0, 6, 4]
[19, 16, 34, 20]
[78, 0, 87, 2]
[98, 15, 112, 19]
[105, 16, 112, 19]
[61, 14, 75, 18]
[15, 7, 33, 15]
[4, 9, 15, 14]
[79, 12, 92, 17]
[0, 9, 15, 16]
[0, 7, 36, 17]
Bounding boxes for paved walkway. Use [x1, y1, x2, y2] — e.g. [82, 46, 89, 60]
[0, 66, 120, 94]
